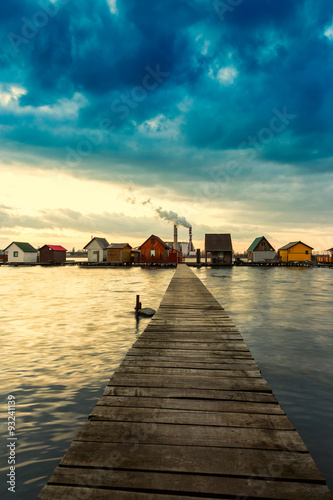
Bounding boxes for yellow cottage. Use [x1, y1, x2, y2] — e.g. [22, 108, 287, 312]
[278, 241, 313, 263]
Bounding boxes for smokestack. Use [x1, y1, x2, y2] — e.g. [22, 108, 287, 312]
[174, 224, 178, 252]
[189, 227, 192, 254]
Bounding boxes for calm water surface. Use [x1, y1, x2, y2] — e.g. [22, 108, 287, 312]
[0, 265, 332, 498]
[195, 266, 333, 493]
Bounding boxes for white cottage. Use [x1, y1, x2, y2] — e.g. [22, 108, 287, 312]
[247, 236, 276, 263]
[4, 242, 38, 263]
[84, 237, 109, 263]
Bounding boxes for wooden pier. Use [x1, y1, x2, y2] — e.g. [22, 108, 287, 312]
[38, 264, 333, 499]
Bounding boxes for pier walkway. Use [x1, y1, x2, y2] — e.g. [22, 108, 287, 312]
[38, 264, 333, 499]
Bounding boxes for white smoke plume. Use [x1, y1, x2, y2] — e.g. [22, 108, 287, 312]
[156, 207, 192, 228]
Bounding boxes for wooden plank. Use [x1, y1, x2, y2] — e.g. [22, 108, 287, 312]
[75, 420, 307, 451]
[45, 468, 333, 499]
[123, 354, 257, 365]
[141, 322, 236, 327]
[37, 485, 214, 500]
[120, 359, 259, 370]
[103, 385, 279, 402]
[141, 332, 242, 339]
[155, 310, 228, 313]
[151, 316, 230, 320]
[149, 320, 233, 323]
[148, 318, 235, 322]
[147, 315, 236, 319]
[95, 396, 285, 414]
[151, 312, 230, 317]
[108, 373, 271, 391]
[152, 306, 228, 310]
[58, 442, 324, 480]
[158, 305, 224, 309]
[145, 324, 240, 328]
[144, 328, 241, 333]
[115, 366, 261, 378]
[152, 305, 227, 308]
[147, 322, 239, 326]
[132, 341, 250, 351]
[140, 336, 244, 342]
[89, 406, 294, 429]
[127, 348, 254, 358]
[147, 324, 237, 328]
[145, 320, 237, 323]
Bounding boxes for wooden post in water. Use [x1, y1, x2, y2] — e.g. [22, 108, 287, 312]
[196, 248, 201, 264]
[135, 295, 141, 314]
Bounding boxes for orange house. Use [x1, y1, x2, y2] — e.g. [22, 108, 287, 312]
[278, 241, 313, 263]
[139, 235, 181, 263]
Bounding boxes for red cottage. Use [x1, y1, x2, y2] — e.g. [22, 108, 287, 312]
[139, 235, 181, 264]
[39, 245, 67, 264]
[0, 251, 7, 263]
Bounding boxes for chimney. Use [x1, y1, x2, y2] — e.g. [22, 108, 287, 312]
[189, 227, 193, 254]
[174, 224, 178, 252]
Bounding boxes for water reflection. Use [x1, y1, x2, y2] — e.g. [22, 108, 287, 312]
[0, 266, 174, 499]
[195, 266, 333, 491]
[0, 265, 332, 497]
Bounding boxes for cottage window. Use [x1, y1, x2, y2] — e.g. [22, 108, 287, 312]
[305, 250, 309, 255]
[13, 251, 18, 257]
[151, 250, 155, 257]
[151, 238, 155, 245]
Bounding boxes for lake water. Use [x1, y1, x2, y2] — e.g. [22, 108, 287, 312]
[0, 265, 332, 498]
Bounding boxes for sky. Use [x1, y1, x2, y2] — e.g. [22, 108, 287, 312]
[1, 0, 333, 252]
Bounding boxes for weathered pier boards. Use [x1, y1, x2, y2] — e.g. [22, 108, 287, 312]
[38, 264, 333, 499]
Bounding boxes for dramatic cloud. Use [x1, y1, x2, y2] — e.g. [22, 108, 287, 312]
[0, 205, 156, 237]
[0, 0, 333, 249]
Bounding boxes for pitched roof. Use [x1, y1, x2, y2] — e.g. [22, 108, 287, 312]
[278, 241, 313, 251]
[139, 235, 172, 250]
[4, 242, 37, 252]
[107, 243, 132, 249]
[247, 236, 275, 252]
[205, 234, 232, 252]
[84, 237, 109, 250]
[42, 245, 67, 252]
[247, 237, 263, 252]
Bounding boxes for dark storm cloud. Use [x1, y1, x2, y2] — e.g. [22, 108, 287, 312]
[1, 0, 333, 183]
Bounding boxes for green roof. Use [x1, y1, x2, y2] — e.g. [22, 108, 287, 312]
[12, 242, 37, 252]
[247, 236, 264, 252]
